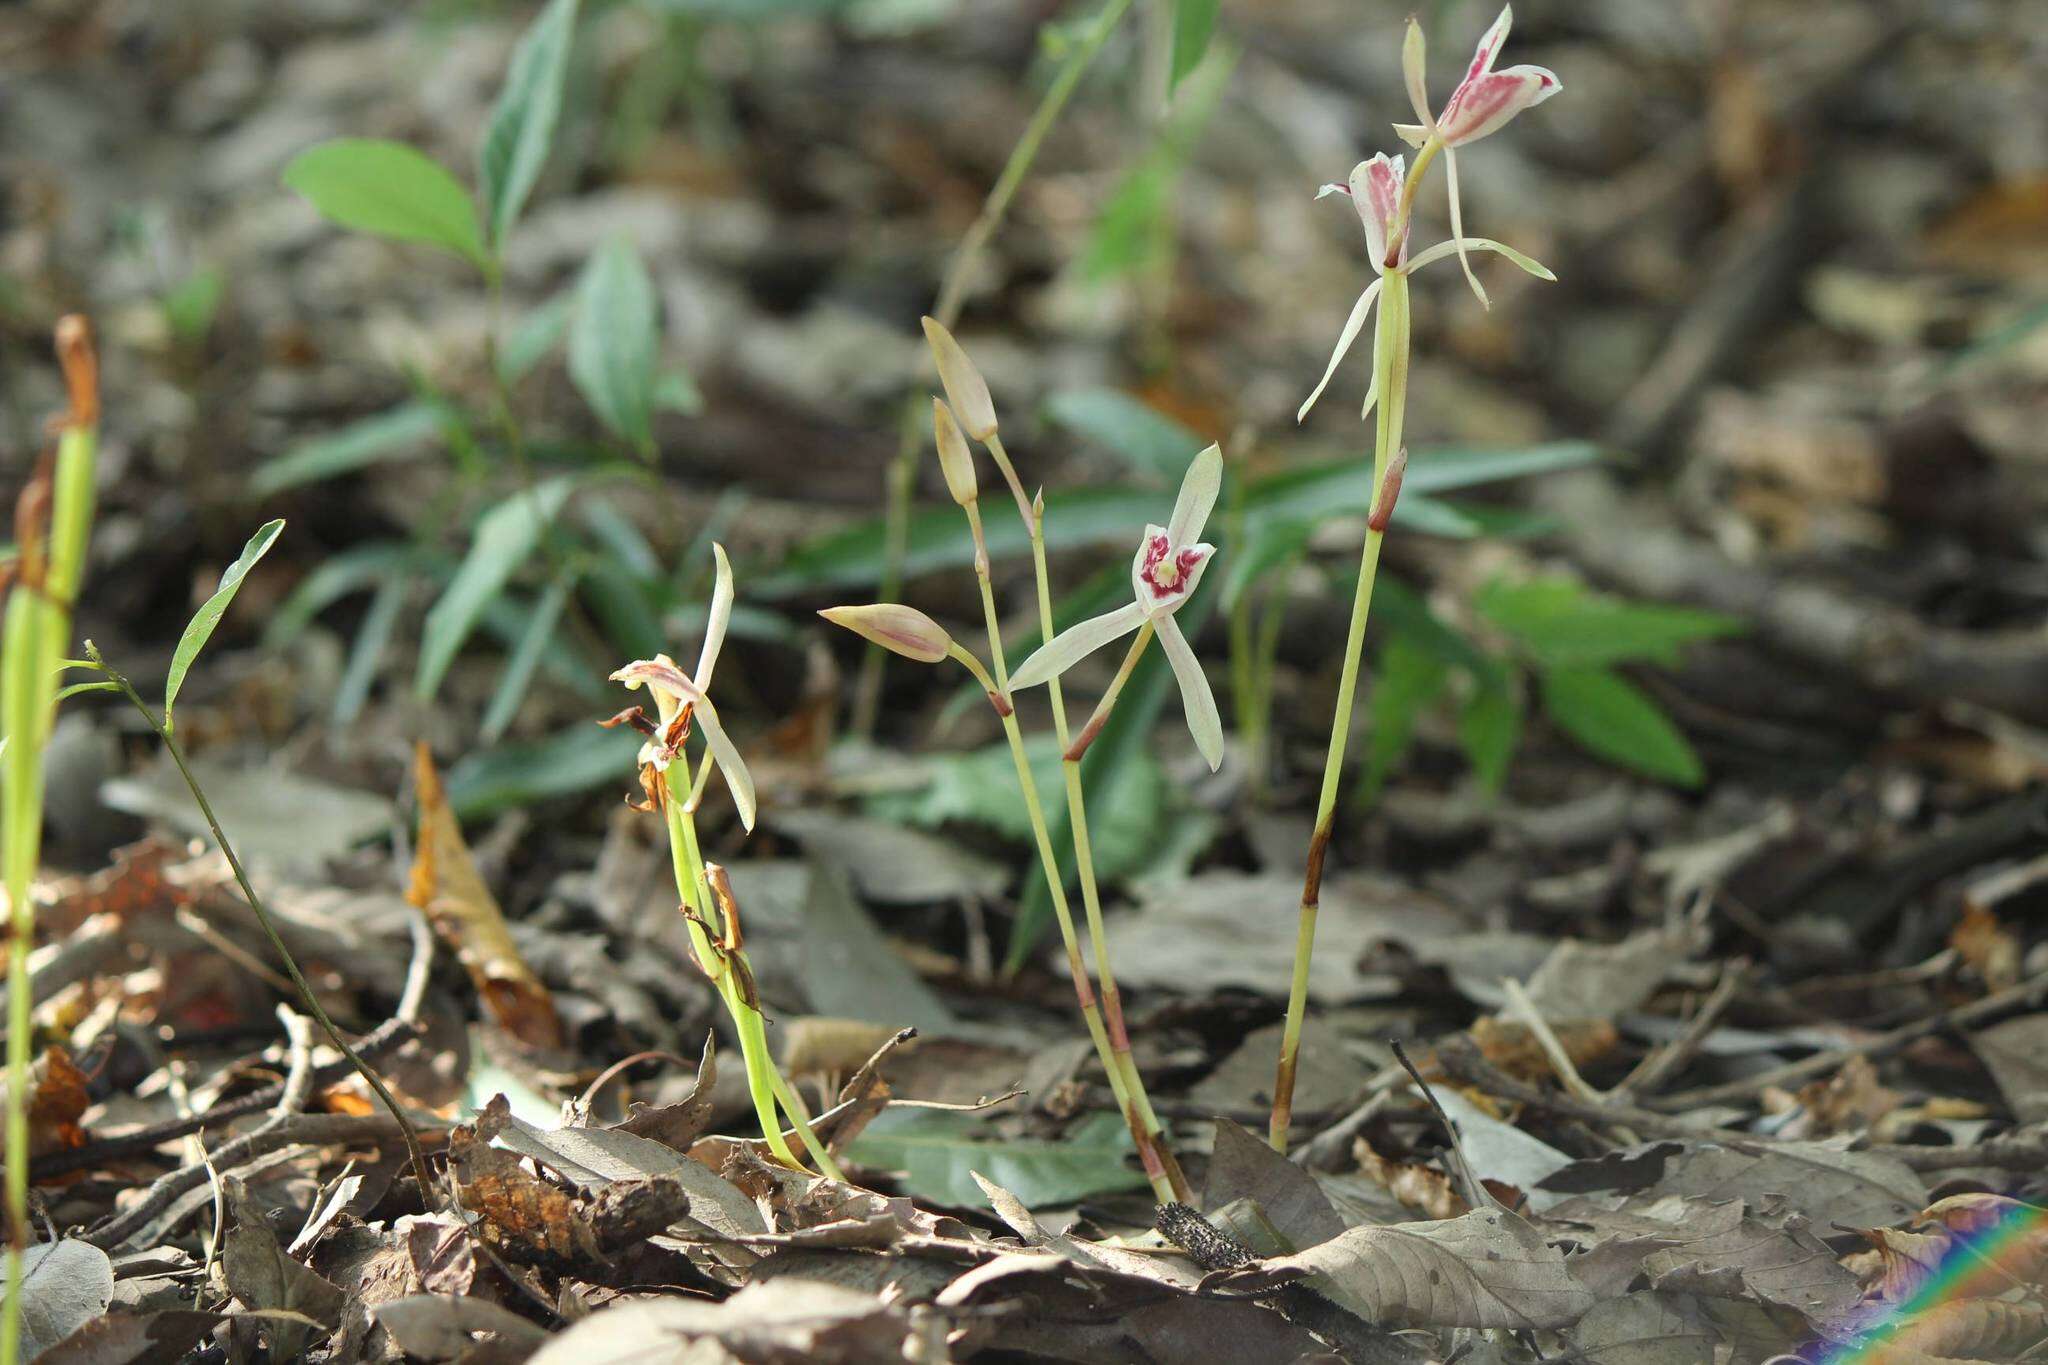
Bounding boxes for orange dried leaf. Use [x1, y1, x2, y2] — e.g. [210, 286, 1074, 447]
[1354, 1139, 1468, 1220]
[1884, 1300, 2048, 1361]
[407, 742, 563, 1050]
[1948, 905, 2021, 991]
[1469, 1015, 1618, 1081]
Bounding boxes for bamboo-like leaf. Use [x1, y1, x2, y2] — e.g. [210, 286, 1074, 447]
[1539, 666, 1703, 788]
[844, 1109, 1148, 1209]
[165, 519, 285, 734]
[415, 479, 573, 701]
[1169, 0, 1221, 90]
[251, 402, 447, 498]
[478, 0, 582, 246]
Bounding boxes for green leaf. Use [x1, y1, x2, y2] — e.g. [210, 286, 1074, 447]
[1361, 633, 1448, 799]
[1539, 666, 1703, 788]
[443, 724, 641, 818]
[251, 401, 448, 498]
[1477, 577, 1745, 669]
[478, 0, 581, 246]
[568, 235, 659, 452]
[1458, 677, 1523, 793]
[1042, 388, 1203, 482]
[281, 139, 488, 269]
[653, 369, 703, 416]
[53, 680, 118, 704]
[1169, 0, 1221, 91]
[498, 292, 574, 385]
[332, 573, 408, 726]
[481, 574, 574, 742]
[161, 265, 224, 345]
[415, 479, 574, 700]
[1082, 159, 1171, 282]
[754, 442, 1602, 598]
[165, 519, 286, 733]
[843, 1109, 1148, 1209]
[1220, 516, 1313, 610]
[263, 542, 419, 651]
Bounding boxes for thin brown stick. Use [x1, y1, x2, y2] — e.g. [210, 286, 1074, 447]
[1614, 961, 1747, 1099]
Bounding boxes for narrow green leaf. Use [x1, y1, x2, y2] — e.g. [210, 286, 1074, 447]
[282, 139, 488, 269]
[1361, 633, 1448, 799]
[1458, 678, 1523, 793]
[1477, 577, 1745, 668]
[653, 369, 703, 416]
[843, 1109, 1147, 1209]
[53, 680, 119, 704]
[251, 402, 447, 498]
[263, 542, 419, 651]
[1220, 517, 1313, 610]
[481, 575, 574, 742]
[415, 479, 574, 700]
[568, 235, 659, 452]
[332, 573, 408, 726]
[165, 519, 286, 733]
[479, 0, 582, 246]
[443, 724, 641, 818]
[1539, 666, 1703, 788]
[1042, 388, 1202, 482]
[1169, 0, 1221, 91]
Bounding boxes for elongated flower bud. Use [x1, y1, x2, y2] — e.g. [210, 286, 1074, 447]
[932, 397, 977, 508]
[819, 603, 953, 663]
[920, 316, 997, 442]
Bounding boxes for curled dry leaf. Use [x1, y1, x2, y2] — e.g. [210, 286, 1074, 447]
[1882, 1299, 2048, 1360]
[1469, 1014, 1619, 1081]
[1355, 1139, 1470, 1221]
[406, 742, 564, 1050]
[1223, 1206, 1596, 1329]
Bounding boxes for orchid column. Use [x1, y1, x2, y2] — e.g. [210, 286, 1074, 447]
[1270, 6, 1560, 1152]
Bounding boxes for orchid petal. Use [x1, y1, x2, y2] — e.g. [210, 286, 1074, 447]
[613, 654, 698, 732]
[1315, 182, 1349, 200]
[1360, 365, 1380, 422]
[1444, 147, 1489, 311]
[1349, 154, 1405, 268]
[1401, 17, 1434, 132]
[1167, 444, 1223, 546]
[1466, 5, 1512, 82]
[1438, 66, 1559, 145]
[1009, 601, 1145, 691]
[1405, 236, 1556, 281]
[687, 696, 757, 832]
[695, 544, 735, 690]
[1156, 615, 1224, 772]
[1392, 122, 1431, 149]
[1298, 279, 1382, 423]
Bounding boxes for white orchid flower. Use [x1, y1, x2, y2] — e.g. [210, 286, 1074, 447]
[1008, 445, 1225, 771]
[1393, 4, 1561, 308]
[609, 544, 757, 831]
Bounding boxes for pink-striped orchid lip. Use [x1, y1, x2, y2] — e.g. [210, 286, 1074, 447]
[1007, 446, 1226, 772]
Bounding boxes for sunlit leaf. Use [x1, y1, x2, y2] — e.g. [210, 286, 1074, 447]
[1540, 666, 1703, 788]
[416, 479, 574, 700]
[568, 235, 658, 452]
[478, 0, 581, 247]
[165, 519, 285, 733]
[1169, 0, 1221, 91]
[282, 138, 488, 269]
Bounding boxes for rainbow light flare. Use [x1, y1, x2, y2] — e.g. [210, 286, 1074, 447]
[1820, 1198, 2047, 1364]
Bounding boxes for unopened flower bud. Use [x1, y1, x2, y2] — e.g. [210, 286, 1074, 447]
[819, 604, 954, 663]
[932, 397, 977, 508]
[920, 316, 997, 442]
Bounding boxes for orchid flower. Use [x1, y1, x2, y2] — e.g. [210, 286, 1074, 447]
[1394, 4, 1560, 308]
[1008, 445, 1225, 771]
[609, 544, 757, 831]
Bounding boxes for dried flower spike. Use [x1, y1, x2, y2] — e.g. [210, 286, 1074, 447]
[819, 603, 955, 664]
[1008, 445, 1225, 770]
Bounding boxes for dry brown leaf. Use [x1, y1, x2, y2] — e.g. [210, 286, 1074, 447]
[1785, 1054, 1903, 1138]
[1884, 1300, 2048, 1361]
[0, 1047, 92, 1162]
[1950, 905, 2022, 992]
[1355, 1139, 1469, 1220]
[1226, 1206, 1595, 1329]
[1470, 1015, 1620, 1082]
[1862, 1226, 1953, 1302]
[407, 742, 563, 1050]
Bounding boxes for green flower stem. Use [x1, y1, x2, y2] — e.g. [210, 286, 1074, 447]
[86, 650, 437, 1207]
[945, 641, 1176, 1203]
[1271, 265, 1413, 1153]
[5, 334, 98, 1365]
[858, 0, 1135, 735]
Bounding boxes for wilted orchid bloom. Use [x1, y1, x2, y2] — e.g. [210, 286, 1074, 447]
[1008, 445, 1225, 771]
[609, 544, 757, 831]
[1393, 4, 1560, 308]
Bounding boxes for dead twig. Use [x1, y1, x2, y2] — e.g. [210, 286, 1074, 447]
[1614, 960, 1749, 1099]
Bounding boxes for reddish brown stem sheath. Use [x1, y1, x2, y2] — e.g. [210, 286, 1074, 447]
[1367, 446, 1407, 533]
